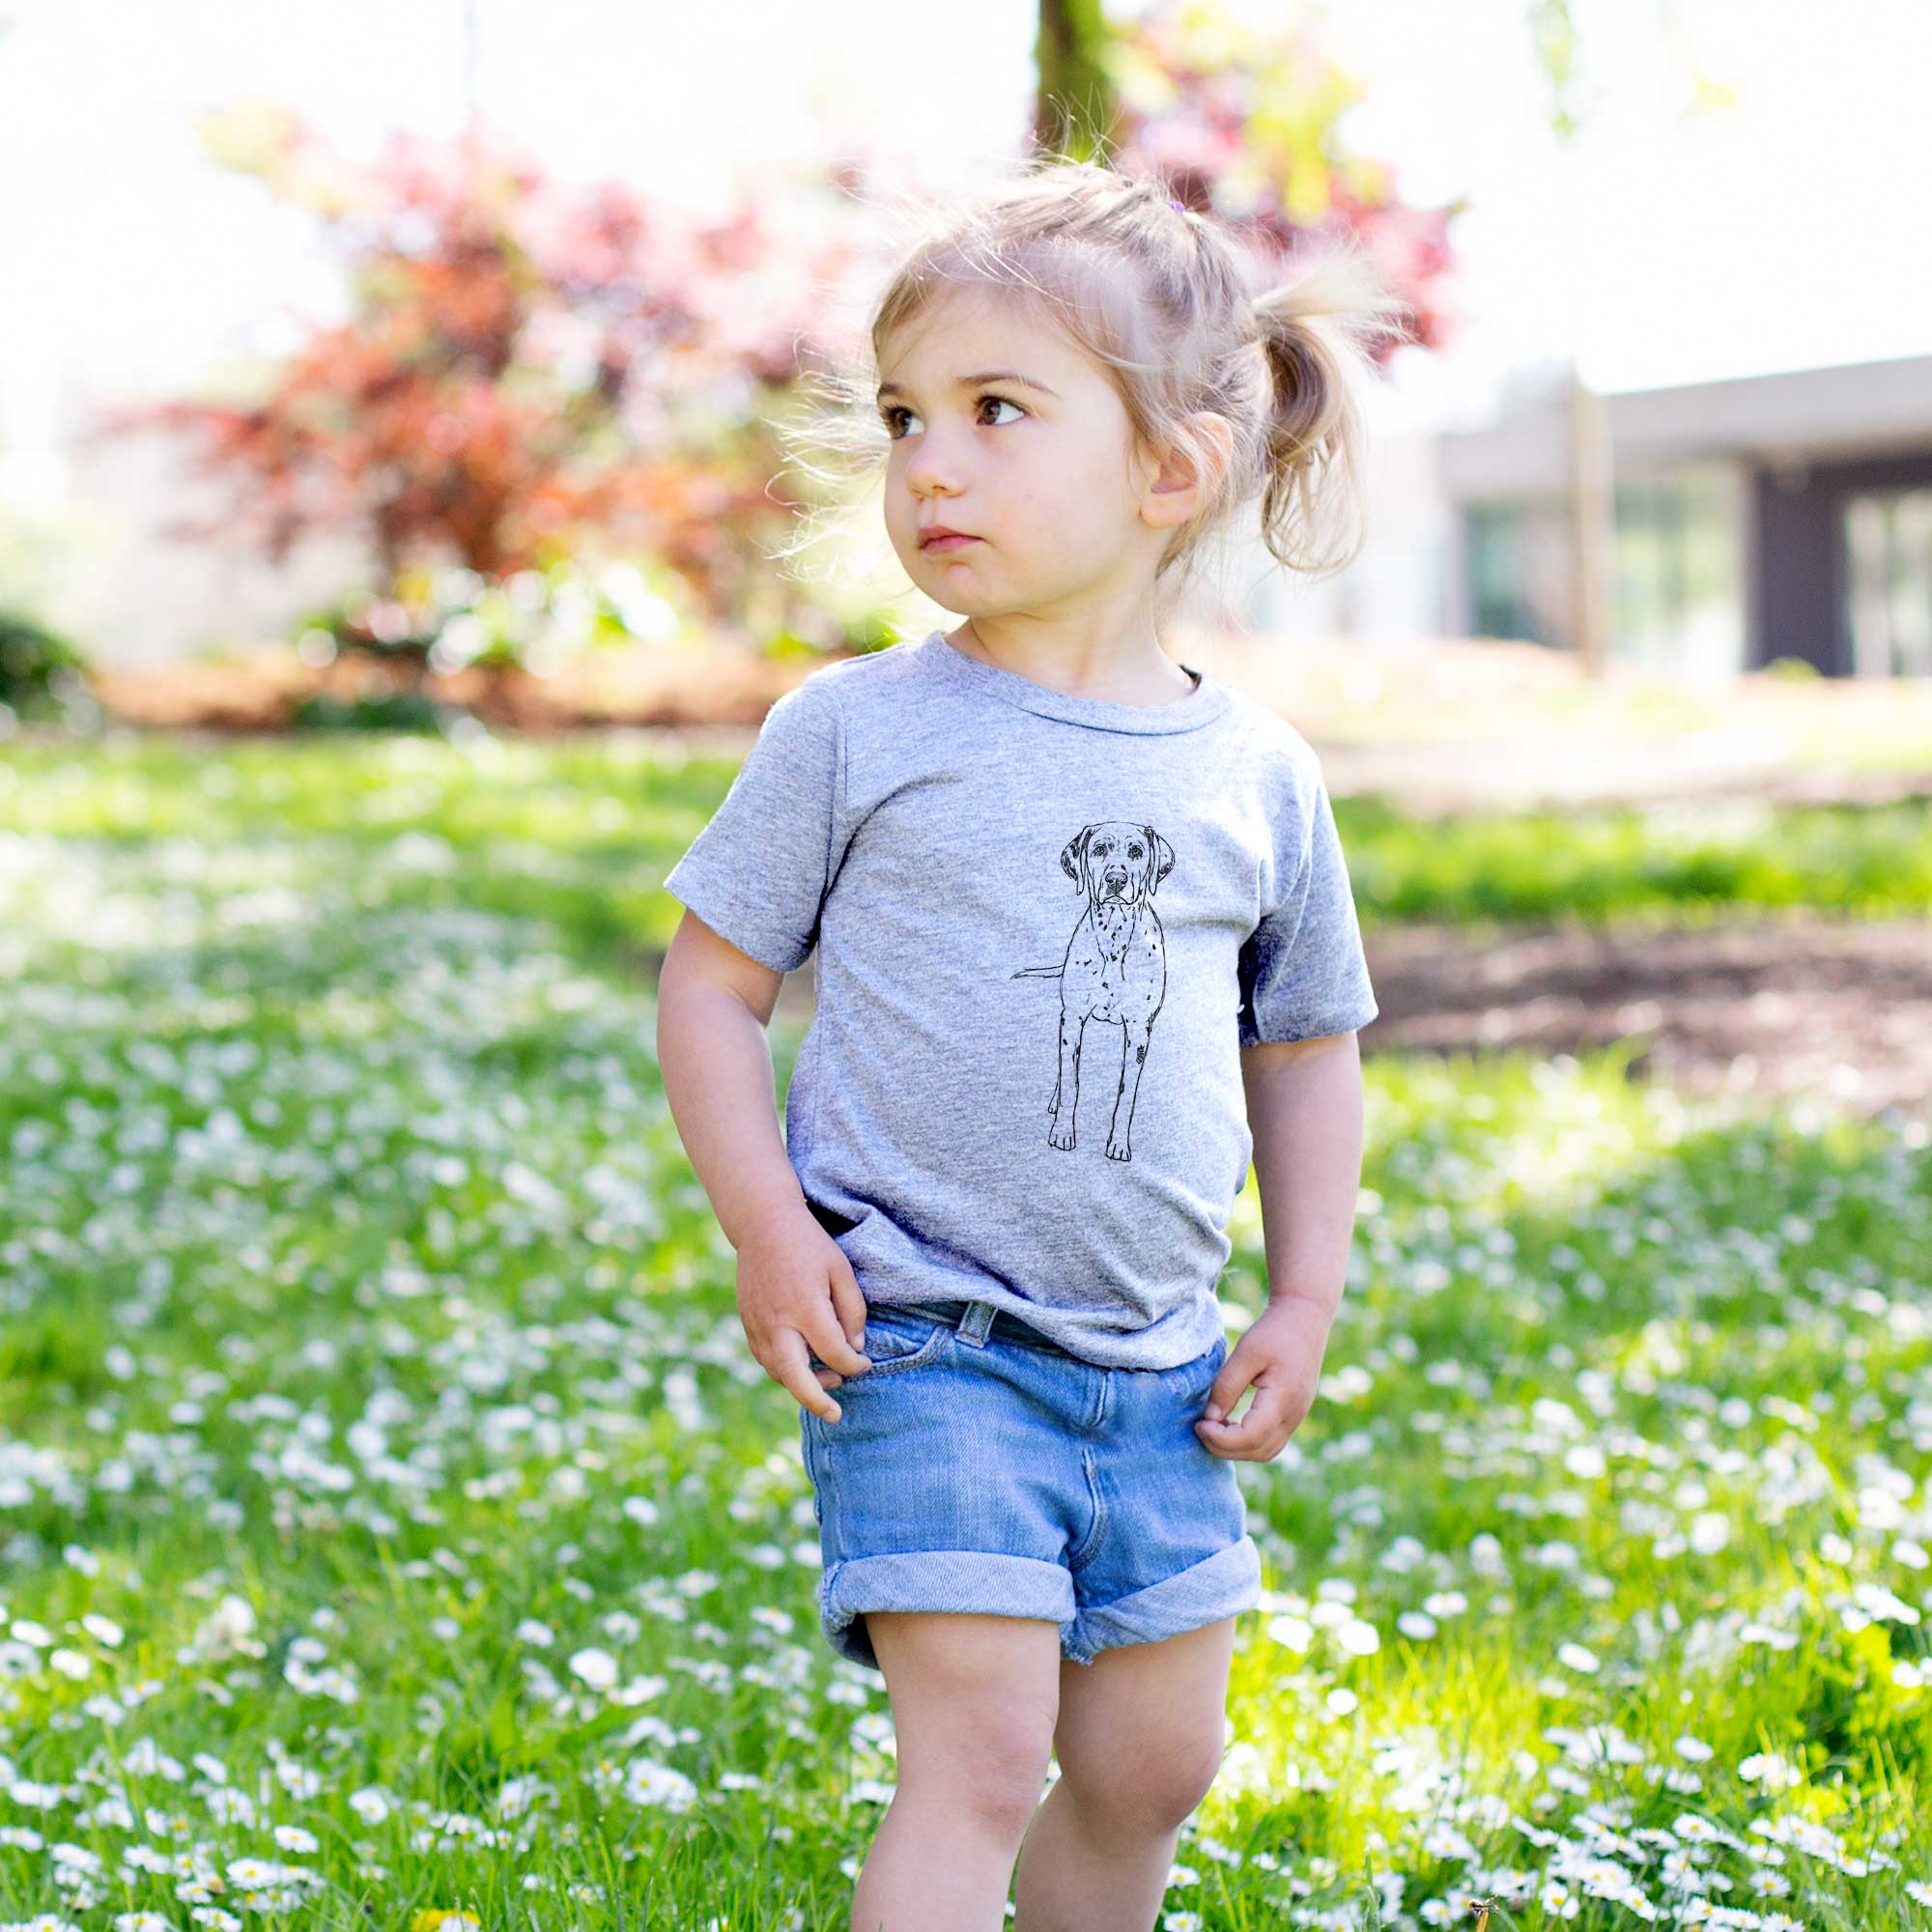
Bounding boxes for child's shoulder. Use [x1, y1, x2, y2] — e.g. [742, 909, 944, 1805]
[1213, 680, 1325, 781]
[780, 637, 929, 717]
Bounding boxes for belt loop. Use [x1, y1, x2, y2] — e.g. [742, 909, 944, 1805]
[957, 1301, 995, 1348]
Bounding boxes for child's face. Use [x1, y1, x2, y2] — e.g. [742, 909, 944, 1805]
[876, 290, 1175, 619]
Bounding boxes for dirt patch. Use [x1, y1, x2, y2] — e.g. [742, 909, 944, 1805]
[88, 639, 816, 732]
[1360, 911, 1932, 1123]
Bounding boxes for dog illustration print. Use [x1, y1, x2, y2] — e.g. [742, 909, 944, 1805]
[1009, 821, 1174, 1161]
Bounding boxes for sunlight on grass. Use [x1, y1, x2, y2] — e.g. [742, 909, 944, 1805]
[0, 742, 1925, 1927]
[3, 736, 1931, 965]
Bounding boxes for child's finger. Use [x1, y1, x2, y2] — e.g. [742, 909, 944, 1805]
[1199, 1388, 1288, 1457]
[771, 1333, 843, 1423]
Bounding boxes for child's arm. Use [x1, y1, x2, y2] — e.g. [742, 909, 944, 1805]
[656, 908, 873, 1423]
[1239, 1031, 1366, 1321]
[1194, 1029, 1366, 1462]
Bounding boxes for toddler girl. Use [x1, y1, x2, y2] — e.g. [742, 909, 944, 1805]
[656, 156, 1404, 1932]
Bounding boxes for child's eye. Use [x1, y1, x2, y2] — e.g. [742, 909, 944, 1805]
[879, 394, 1028, 440]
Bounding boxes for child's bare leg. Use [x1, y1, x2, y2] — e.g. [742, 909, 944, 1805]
[854, 1609, 1063, 1932]
[1010, 1617, 1236, 1932]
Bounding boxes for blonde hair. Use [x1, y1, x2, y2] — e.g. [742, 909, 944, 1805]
[774, 153, 1413, 623]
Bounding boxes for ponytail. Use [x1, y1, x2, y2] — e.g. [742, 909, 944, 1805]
[1251, 244, 1410, 580]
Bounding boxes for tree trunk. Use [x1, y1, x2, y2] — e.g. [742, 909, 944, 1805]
[1034, 0, 1119, 160]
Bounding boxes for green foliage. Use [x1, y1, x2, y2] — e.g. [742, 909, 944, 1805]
[1332, 792, 1932, 924]
[291, 689, 452, 733]
[0, 606, 91, 725]
[296, 557, 693, 687]
[839, 608, 910, 655]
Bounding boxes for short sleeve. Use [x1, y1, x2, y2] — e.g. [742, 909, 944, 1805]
[662, 678, 843, 974]
[1236, 765, 1378, 1047]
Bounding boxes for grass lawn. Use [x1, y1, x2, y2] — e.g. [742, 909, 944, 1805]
[0, 733, 1926, 1929]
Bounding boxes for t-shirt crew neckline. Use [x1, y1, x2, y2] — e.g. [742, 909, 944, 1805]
[916, 628, 1231, 735]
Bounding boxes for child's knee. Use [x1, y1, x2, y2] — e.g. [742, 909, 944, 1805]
[868, 1610, 1061, 1833]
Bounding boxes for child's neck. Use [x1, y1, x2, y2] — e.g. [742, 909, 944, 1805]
[949, 620, 1197, 706]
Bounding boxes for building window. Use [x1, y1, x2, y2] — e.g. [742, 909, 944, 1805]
[1465, 497, 1567, 646]
[1844, 487, 1932, 677]
[1611, 467, 1743, 679]
[1464, 469, 1743, 675]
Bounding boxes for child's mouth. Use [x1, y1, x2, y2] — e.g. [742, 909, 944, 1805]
[922, 534, 980, 554]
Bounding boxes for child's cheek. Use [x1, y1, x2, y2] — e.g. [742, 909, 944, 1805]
[994, 477, 1060, 549]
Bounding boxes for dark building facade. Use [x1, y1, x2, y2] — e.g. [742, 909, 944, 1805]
[1437, 353, 1932, 678]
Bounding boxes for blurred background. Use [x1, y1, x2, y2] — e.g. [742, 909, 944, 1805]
[7, 0, 1929, 1083]
[7, 0, 1932, 703]
[1, 3, 1929, 1926]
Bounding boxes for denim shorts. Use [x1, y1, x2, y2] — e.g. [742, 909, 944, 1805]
[799, 1296, 1263, 1673]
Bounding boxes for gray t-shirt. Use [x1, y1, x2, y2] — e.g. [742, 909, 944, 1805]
[663, 628, 1378, 1370]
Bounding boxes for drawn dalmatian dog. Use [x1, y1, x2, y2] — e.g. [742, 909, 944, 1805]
[1009, 820, 1173, 1161]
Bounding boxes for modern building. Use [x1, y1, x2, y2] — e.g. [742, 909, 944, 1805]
[1251, 350, 1932, 683]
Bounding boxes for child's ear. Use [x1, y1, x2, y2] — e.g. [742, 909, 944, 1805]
[1060, 827, 1093, 887]
[1144, 412, 1235, 518]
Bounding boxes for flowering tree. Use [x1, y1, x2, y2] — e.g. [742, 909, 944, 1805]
[80, 105, 864, 639]
[1100, 0, 1464, 361]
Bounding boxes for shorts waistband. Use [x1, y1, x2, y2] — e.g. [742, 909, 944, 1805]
[882, 1297, 1077, 1358]
[804, 1204, 1081, 1358]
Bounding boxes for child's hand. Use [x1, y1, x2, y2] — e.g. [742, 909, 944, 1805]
[1194, 1295, 1334, 1462]
[734, 1204, 873, 1423]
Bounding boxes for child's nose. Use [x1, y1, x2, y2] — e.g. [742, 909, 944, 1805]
[904, 435, 970, 492]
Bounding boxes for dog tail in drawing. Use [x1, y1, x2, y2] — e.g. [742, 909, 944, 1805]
[1009, 965, 1064, 979]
